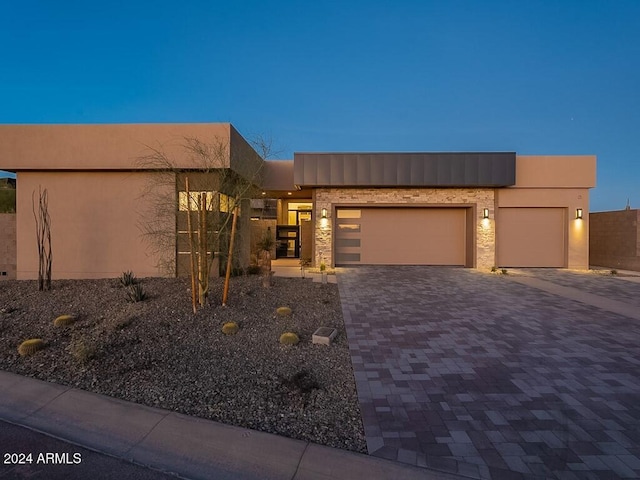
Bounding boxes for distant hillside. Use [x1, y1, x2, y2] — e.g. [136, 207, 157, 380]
[0, 179, 16, 212]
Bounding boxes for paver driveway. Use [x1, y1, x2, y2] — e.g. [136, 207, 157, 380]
[337, 267, 640, 479]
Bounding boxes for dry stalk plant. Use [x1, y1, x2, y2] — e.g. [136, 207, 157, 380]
[32, 186, 52, 291]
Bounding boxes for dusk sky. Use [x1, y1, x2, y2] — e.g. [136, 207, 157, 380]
[1, 1, 638, 212]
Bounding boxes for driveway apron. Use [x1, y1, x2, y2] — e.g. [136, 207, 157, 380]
[337, 266, 640, 480]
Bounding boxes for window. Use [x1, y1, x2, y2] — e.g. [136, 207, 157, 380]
[178, 192, 240, 214]
[337, 209, 361, 219]
[178, 191, 215, 211]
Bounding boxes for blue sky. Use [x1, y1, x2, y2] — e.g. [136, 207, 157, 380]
[1, 1, 638, 211]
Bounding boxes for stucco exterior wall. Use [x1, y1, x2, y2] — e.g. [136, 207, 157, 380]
[313, 188, 495, 269]
[590, 209, 640, 271]
[0, 124, 232, 171]
[514, 155, 596, 188]
[0, 213, 16, 280]
[16, 171, 174, 280]
[496, 188, 591, 269]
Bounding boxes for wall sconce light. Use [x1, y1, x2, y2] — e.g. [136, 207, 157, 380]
[321, 208, 328, 219]
[482, 208, 490, 219]
[576, 208, 583, 219]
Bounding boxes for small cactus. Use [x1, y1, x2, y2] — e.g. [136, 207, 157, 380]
[18, 339, 45, 356]
[279, 332, 299, 345]
[222, 322, 239, 335]
[276, 306, 292, 317]
[53, 314, 76, 327]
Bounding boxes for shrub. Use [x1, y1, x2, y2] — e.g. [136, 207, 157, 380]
[284, 370, 320, 393]
[276, 306, 292, 317]
[611, 269, 618, 275]
[120, 270, 138, 287]
[126, 283, 147, 302]
[257, 232, 275, 253]
[279, 332, 299, 345]
[69, 340, 96, 363]
[246, 265, 261, 275]
[501, 268, 508, 275]
[53, 314, 76, 327]
[113, 316, 135, 331]
[491, 266, 498, 273]
[222, 322, 239, 335]
[18, 339, 45, 356]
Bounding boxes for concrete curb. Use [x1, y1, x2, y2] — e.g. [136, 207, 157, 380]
[0, 371, 464, 480]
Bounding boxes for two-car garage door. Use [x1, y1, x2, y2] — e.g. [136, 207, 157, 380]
[334, 206, 568, 268]
[335, 207, 467, 266]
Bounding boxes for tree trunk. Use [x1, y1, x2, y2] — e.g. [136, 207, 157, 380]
[198, 192, 208, 307]
[260, 250, 272, 288]
[222, 206, 239, 306]
[185, 178, 198, 313]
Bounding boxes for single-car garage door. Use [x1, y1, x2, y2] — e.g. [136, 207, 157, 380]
[497, 208, 566, 267]
[335, 207, 467, 266]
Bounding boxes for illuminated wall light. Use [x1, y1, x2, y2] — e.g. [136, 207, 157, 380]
[576, 208, 583, 219]
[321, 208, 328, 218]
[482, 208, 490, 219]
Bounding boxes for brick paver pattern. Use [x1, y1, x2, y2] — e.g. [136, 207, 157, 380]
[337, 266, 640, 480]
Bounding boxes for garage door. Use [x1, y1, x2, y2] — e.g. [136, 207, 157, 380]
[497, 208, 566, 267]
[335, 208, 466, 266]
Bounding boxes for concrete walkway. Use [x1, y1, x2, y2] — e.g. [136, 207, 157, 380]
[0, 370, 463, 480]
[337, 266, 640, 479]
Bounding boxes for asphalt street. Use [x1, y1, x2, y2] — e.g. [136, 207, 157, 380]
[0, 420, 179, 480]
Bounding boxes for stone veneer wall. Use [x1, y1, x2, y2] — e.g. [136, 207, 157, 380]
[313, 188, 495, 269]
[0, 213, 17, 280]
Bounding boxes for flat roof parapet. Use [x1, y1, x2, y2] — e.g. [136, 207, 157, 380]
[293, 152, 516, 188]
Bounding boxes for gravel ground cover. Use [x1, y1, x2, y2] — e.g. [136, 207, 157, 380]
[0, 275, 366, 453]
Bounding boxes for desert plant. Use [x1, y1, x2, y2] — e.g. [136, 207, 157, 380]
[491, 266, 498, 273]
[222, 322, 239, 335]
[69, 339, 96, 363]
[299, 257, 311, 278]
[18, 338, 45, 356]
[53, 314, 75, 327]
[279, 332, 300, 345]
[257, 231, 275, 288]
[501, 268, 508, 275]
[283, 370, 320, 394]
[276, 306, 292, 317]
[611, 269, 618, 275]
[125, 283, 147, 302]
[319, 262, 326, 272]
[113, 316, 135, 331]
[32, 186, 52, 291]
[120, 270, 138, 287]
[246, 265, 261, 275]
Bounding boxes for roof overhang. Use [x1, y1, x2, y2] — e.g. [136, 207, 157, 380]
[293, 152, 516, 188]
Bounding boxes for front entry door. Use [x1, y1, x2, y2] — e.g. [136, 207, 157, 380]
[276, 226, 300, 259]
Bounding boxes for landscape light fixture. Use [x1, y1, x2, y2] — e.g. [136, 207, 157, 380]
[482, 208, 490, 219]
[576, 208, 583, 219]
[321, 208, 328, 218]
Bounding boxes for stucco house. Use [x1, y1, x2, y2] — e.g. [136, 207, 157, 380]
[0, 123, 596, 280]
